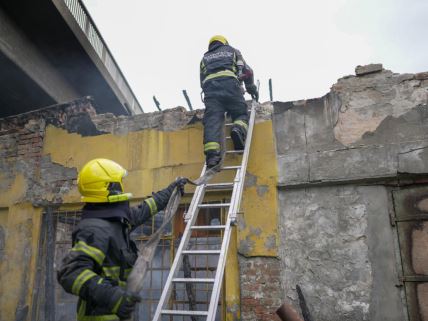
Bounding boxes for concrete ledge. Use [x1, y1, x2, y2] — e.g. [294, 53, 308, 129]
[355, 63, 383, 76]
[277, 173, 428, 189]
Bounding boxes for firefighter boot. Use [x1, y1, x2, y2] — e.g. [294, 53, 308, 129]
[231, 123, 247, 150]
[205, 150, 222, 168]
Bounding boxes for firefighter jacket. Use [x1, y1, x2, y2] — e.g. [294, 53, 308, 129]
[200, 41, 255, 90]
[57, 184, 175, 321]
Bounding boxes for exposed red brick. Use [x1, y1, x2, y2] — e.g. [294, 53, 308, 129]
[240, 256, 283, 321]
[242, 298, 259, 306]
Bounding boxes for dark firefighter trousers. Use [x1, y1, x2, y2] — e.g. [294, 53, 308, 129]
[202, 77, 248, 153]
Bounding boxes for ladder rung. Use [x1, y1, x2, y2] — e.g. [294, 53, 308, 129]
[191, 225, 226, 230]
[205, 182, 234, 190]
[173, 278, 215, 283]
[182, 250, 221, 255]
[226, 136, 232, 139]
[225, 150, 244, 154]
[198, 203, 230, 208]
[225, 123, 233, 127]
[162, 310, 209, 316]
[222, 165, 241, 170]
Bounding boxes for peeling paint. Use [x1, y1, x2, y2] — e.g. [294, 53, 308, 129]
[264, 234, 277, 250]
[0, 174, 27, 206]
[249, 227, 262, 237]
[226, 303, 240, 321]
[332, 70, 428, 145]
[240, 120, 279, 257]
[256, 185, 268, 197]
[244, 172, 257, 188]
[238, 235, 256, 256]
[237, 217, 246, 231]
[42, 125, 205, 201]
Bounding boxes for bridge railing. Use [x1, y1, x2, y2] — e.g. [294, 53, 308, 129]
[63, 0, 143, 114]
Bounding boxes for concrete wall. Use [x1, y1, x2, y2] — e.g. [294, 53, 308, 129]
[273, 65, 428, 321]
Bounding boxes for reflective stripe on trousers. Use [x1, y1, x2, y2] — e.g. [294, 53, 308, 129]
[233, 119, 248, 130]
[204, 141, 220, 152]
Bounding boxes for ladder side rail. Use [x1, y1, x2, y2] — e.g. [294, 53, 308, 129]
[205, 206, 235, 321]
[206, 101, 257, 321]
[230, 101, 257, 221]
[152, 166, 208, 321]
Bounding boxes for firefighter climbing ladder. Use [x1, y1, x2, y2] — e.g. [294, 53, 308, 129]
[152, 100, 257, 321]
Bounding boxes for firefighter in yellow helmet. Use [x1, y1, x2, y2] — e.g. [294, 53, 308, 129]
[58, 158, 187, 320]
[200, 35, 258, 168]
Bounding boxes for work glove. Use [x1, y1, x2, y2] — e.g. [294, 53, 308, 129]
[169, 177, 188, 196]
[246, 84, 259, 102]
[111, 289, 142, 320]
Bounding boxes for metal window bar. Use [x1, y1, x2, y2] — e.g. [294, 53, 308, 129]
[167, 204, 226, 321]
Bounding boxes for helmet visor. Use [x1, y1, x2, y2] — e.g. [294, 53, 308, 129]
[107, 182, 124, 195]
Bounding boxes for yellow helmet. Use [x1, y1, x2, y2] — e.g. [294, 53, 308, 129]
[77, 158, 132, 203]
[209, 35, 228, 46]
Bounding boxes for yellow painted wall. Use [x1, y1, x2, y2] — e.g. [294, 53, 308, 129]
[0, 173, 44, 320]
[240, 120, 278, 257]
[224, 120, 278, 321]
[0, 117, 278, 321]
[43, 124, 207, 201]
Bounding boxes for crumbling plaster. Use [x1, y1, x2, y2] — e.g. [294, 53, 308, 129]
[273, 66, 428, 321]
[274, 69, 428, 187]
[332, 70, 428, 145]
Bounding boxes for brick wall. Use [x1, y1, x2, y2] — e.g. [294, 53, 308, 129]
[239, 256, 283, 321]
[0, 97, 98, 203]
[0, 113, 45, 192]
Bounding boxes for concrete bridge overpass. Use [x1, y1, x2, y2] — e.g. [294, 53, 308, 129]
[0, 0, 143, 117]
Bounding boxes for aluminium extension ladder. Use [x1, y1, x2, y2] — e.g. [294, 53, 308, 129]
[152, 100, 257, 321]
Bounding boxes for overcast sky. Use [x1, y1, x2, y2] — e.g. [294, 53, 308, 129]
[82, 0, 428, 113]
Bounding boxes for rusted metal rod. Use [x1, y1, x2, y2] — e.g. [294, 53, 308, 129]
[153, 95, 162, 111]
[182, 89, 193, 111]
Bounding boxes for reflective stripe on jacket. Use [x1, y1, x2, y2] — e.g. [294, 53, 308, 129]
[200, 42, 255, 91]
[200, 43, 239, 85]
